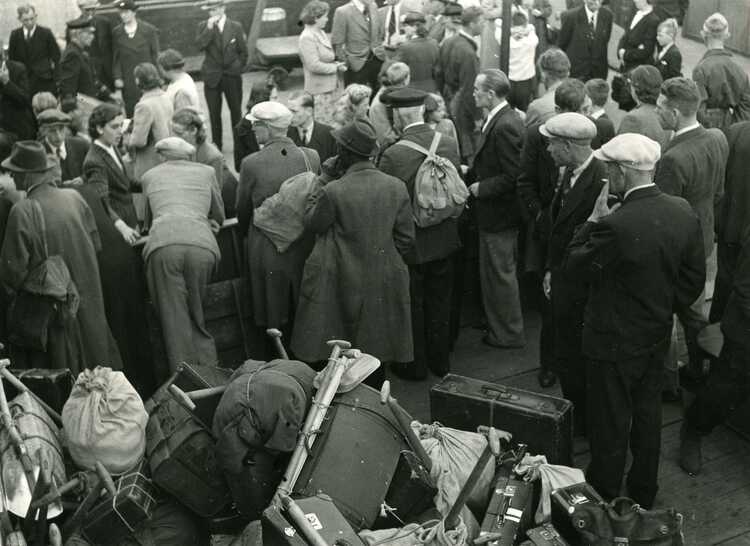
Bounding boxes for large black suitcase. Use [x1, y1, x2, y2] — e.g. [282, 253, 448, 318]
[7, 368, 73, 413]
[479, 472, 534, 546]
[430, 374, 573, 464]
[293, 384, 409, 530]
[383, 450, 437, 525]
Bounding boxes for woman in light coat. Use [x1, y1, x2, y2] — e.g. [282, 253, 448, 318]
[298, 1, 347, 125]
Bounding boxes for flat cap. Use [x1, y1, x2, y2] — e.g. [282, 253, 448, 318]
[381, 87, 428, 108]
[443, 3, 463, 17]
[702, 12, 728, 35]
[66, 16, 95, 30]
[248, 101, 293, 129]
[155, 137, 195, 156]
[402, 11, 426, 25]
[539, 113, 596, 142]
[331, 118, 378, 157]
[114, 0, 138, 10]
[201, 0, 226, 10]
[37, 109, 72, 126]
[158, 49, 185, 70]
[593, 133, 661, 171]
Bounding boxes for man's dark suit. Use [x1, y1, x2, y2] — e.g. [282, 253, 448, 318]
[90, 14, 115, 89]
[564, 186, 705, 508]
[58, 42, 103, 112]
[591, 113, 615, 149]
[470, 104, 525, 346]
[656, 44, 682, 80]
[197, 17, 248, 150]
[0, 60, 36, 141]
[712, 121, 750, 322]
[546, 156, 607, 433]
[558, 6, 613, 81]
[8, 25, 60, 96]
[287, 122, 337, 164]
[44, 136, 90, 183]
[618, 11, 660, 72]
[379, 123, 462, 377]
[438, 32, 480, 161]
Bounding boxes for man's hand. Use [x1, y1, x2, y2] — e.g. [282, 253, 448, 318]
[62, 176, 84, 187]
[115, 219, 139, 245]
[209, 219, 221, 234]
[114, 78, 124, 89]
[336, 62, 348, 73]
[469, 182, 480, 197]
[543, 270, 551, 300]
[587, 181, 620, 223]
[618, 48, 625, 60]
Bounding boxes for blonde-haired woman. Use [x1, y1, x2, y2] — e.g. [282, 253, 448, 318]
[332, 83, 372, 128]
[298, 0, 347, 125]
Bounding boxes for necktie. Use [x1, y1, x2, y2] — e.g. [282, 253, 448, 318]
[301, 128, 308, 145]
[388, 7, 397, 43]
[590, 15, 595, 32]
[559, 168, 573, 210]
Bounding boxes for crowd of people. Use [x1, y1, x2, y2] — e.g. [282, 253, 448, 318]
[1, 0, 750, 516]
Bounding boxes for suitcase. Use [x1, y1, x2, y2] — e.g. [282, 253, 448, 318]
[262, 494, 364, 546]
[430, 374, 573, 464]
[478, 471, 534, 546]
[82, 462, 158, 546]
[7, 368, 73, 414]
[526, 523, 571, 545]
[144, 388, 231, 517]
[551, 482, 604, 544]
[383, 450, 437, 525]
[293, 384, 409, 531]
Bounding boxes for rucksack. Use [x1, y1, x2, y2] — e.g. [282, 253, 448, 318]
[395, 132, 469, 228]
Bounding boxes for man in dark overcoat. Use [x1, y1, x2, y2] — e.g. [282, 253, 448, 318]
[0, 141, 122, 374]
[712, 120, 750, 322]
[58, 18, 111, 113]
[378, 87, 461, 379]
[197, 0, 247, 151]
[654, 77, 729, 372]
[557, 0, 613, 82]
[236, 102, 319, 356]
[469, 69, 525, 349]
[692, 13, 750, 133]
[77, 0, 115, 90]
[563, 133, 705, 509]
[291, 119, 414, 382]
[37, 110, 90, 185]
[7, 4, 61, 97]
[540, 112, 606, 435]
[286, 91, 337, 164]
[437, 6, 483, 161]
[0, 41, 36, 142]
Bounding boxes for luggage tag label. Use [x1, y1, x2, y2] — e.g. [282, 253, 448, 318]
[305, 512, 323, 530]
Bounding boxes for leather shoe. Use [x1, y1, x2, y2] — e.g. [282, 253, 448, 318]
[481, 335, 525, 349]
[538, 369, 557, 388]
[679, 422, 702, 476]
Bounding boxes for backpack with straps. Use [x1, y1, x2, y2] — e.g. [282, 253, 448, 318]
[395, 132, 469, 228]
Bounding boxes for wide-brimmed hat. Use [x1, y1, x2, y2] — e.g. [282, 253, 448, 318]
[1, 141, 57, 173]
[331, 118, 378, 157]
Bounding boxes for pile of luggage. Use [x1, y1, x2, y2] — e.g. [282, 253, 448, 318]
[0, 338, 686, 546]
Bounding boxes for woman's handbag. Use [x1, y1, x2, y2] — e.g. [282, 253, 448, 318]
[7, 200, 79, 352]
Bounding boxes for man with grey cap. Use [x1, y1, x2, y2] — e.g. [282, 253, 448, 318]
[237, 101, 320, 356]
[141, 136, 225, 377]
[540, 112, 607, 436]
[563, 133, 705, 509]
[692, 12, 750, 132]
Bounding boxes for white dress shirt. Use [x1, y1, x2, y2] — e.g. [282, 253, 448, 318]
[384, 3, 401, 44]
[297, 119, 315, 144]
[24, 26, 37, 40]
[584, 5, 597, 29]
[216, 14, 226, 33]
[482, 100, 508, 133]
[569, 153, 594, 190]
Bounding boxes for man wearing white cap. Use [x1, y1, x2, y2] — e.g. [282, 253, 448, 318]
[237, 101, 320, 355]
[692, 12, 750, 132]
[563, 133, 705, 509]
[540, 112, 606, 436]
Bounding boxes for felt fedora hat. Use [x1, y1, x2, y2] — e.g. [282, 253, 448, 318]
[331, 118, 378, 157]
[1, 141, 57, 173]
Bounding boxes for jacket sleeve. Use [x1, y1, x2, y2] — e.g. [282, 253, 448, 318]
[369, 101, 398, 148]
[331, 8, 347, 59]
[393, 185, 415, 258]
[0, 65, 30, 105]
[208, 172, 226, 225]
[562, 219, 621, 281]
[128, 101, 154, 149]
[47, 28, 61, 66]
[304, 185, 336, 234]
[236, 160, 256, 237]
[196, 21, 216, 51]
[299, 33, 338, 75]
[149, 26, 160, 65]
[235, 23, 248, 68]
[0, 205, 32, 293]
[477, 119, 523, 198]
[84, 160, 122, 224]
[7, 32, 20, 64]
[557, 11, 572, 52]
[674, 215, 706, 309]
[112, 30, 122, 80]
[516, 126, 543, 219]
[652, 154, 685, 198]
[58, 52, 79, 100]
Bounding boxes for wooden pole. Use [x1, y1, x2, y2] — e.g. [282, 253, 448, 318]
[246, 0, 269, 68]
[499, 0, 513, 74]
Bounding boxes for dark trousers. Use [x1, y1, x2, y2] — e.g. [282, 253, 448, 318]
[586, 340, 668, 510]
[685, 340, 750, 436]
[710, 241, 741, 323]
[410, 257, 455, 377]
[204, 75, 243, 151]
[509, 77, 536, 112]
[344, 55, 383, 95]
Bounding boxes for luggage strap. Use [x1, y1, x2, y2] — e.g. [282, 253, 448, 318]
[112, 471, 156, 533]
[394, 131, 442, 158]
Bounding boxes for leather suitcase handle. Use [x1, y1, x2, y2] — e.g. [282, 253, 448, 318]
[481, 385, 554, 412]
